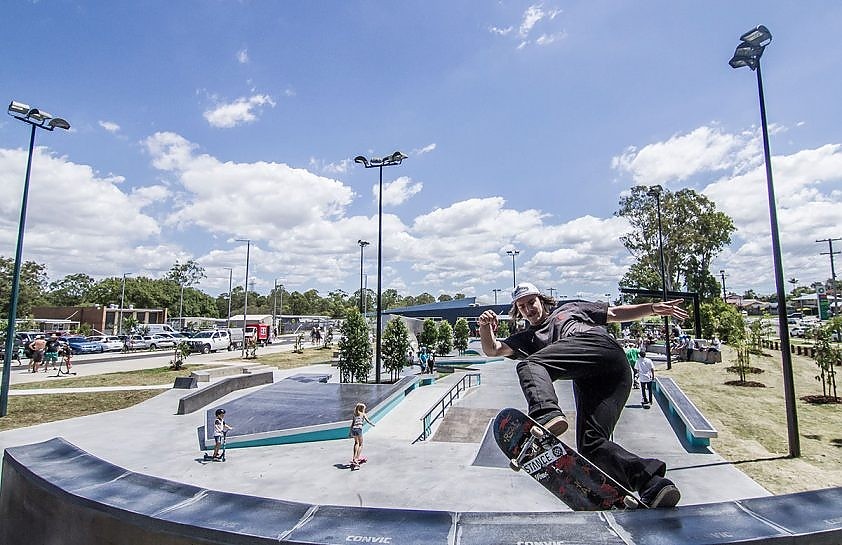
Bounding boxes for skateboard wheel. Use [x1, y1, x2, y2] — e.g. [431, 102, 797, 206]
[623, 496, 640, 509]
[530, 426, 545, 439]
[509, 460, 521, 472]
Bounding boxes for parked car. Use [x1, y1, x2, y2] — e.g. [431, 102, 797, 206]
[87, 335, 124, 352]
[124, 335, 150, 351]
[144, 334, 177, 350]
[789, 326, 810, 338]
[63, 336, 103, 355]
[187, 330, 231, 353]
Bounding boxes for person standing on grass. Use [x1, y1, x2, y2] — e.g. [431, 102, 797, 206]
[478, 282, 688, 508]
[636, 350, 655, 409]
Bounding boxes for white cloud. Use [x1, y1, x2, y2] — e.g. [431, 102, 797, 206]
[611, 125, 760, 186]
[98, 120, 120, 133]
[376, 176, 423, 206]
[309, 157, 352, 175]
[493, 3, 564, 49]
[203, 94, 276, 128]
[143, 131, 355, 235]
[0, 146, 162, 277]
[237, 48, 249, 64]
[412, 143, 437, 156]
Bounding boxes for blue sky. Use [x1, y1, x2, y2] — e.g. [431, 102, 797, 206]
[2, 1, 842, 304]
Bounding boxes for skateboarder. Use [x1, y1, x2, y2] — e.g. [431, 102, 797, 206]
[478, 282, 688, 508]
[349, 402, 375, 468]
[636, 350, 655, 408]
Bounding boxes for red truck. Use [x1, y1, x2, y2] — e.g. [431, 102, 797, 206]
[245, 323, 270, 346]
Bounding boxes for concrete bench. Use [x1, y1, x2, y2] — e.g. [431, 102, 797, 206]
[4, 438, 842, 545]
[655, 376, 718, 448]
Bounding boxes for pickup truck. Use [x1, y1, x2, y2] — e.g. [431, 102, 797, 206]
[187, 330, 231, 353]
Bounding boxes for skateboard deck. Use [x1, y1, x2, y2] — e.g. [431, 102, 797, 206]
[493, 408, 644, 511]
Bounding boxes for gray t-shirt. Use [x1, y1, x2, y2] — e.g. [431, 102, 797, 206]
[502, 301, 609, 358]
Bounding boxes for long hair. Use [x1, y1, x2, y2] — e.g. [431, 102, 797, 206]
[509, 294, 557, 322]
[354, 403, 366, 416]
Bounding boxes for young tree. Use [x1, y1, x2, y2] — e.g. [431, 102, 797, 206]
[497, 320, 511, 338]
[436, 320, 453, 356]
[337, 309, 372, 383]
[382, 317, 412, 382]
[419, 318, 438, 350]
[453, 318, 470, 355]
[699, 299, 745, 343]
[809, 322, 840, 402]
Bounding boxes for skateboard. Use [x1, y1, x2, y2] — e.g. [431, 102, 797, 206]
[493, 408, 644, 511]
[350, 457, 367, 470]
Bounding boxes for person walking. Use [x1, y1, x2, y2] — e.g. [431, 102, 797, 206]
[478, 282, 688, 508]
[636, 350, 655, 408]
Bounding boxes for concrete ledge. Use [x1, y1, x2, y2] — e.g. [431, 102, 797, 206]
[190, 364, 250, 382]
[177, 371, 274, 415]
[3, 438, 842, 545]
[655, 376, 717, 448]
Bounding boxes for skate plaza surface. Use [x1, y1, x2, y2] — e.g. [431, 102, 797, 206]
[2, 360, 841, 544]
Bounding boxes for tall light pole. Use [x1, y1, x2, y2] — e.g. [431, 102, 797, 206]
[647, 185, 672, 370]
[2, 101, 70, 417]
[358, 239, 370, 313]
[236, 239, 251, 358]
[354, 151, 408, 383]
[492, 288, 502, 305]
[719, 269, 728, 302]
[223, 267, 233, 329]
[273, 279, 283, 338]
[363, 274, 368, 316]
[730, 24, 799, 458]
[178, 282, 185, 332]
[507, 249, 520, 288]
[118, 273, 133, 335]
[547, 287, 557, 300]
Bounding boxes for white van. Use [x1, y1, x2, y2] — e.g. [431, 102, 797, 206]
[145, 324, 177, 334]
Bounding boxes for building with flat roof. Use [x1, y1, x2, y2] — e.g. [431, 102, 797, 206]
[30, 305, 168, 335]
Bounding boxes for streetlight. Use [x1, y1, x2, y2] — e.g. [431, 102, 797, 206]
[236, 239, 251, 358]
[506, 249, 520, 288]
[118, 273, 133, 335]
[223, 267, 233, 329]
[2, 101, 70, 417]
[357, 240, 370, 313]
[178, 282, 185, 332]
[647, 185, 672, 370]
[354, 151, 408, 383]
[273, 279, 283, 338]
[719, 269, 728, 302]
[492, 288, 502, 305]
[730, 24, 800, 458]
[547, 287, 557, 299]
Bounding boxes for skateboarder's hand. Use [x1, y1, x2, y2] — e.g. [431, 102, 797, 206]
[652, 299, 688, 321]
[477, 310, 498, 331]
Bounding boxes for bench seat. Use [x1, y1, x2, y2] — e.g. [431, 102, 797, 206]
[655, 376, 718, 448]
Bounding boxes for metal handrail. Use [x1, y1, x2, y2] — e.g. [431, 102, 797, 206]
[413, 372, 481, 443]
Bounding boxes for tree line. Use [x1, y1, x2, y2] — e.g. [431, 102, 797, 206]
[0, 256, 472, 321]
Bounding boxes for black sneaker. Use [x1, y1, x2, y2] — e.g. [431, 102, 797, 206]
[535, 411, 569, 437]
[640, 476, 681, 508]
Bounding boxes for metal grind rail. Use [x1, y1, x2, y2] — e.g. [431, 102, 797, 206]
[414, 372, 481, 443]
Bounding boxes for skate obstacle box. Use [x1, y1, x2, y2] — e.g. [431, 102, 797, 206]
[655, 376, 718, 449]
[3, 437, 842, 545]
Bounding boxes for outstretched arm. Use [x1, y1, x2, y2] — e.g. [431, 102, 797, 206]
[477, 310, 514, 357]
[607, 299, 688, 323]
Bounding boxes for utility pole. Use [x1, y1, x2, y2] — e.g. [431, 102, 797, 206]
[719, 269, 728, 302]
[817, 237, 841, 317]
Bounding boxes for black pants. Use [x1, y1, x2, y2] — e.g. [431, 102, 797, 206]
[516, 332, 666, 492]
[641, 381, 653, 405]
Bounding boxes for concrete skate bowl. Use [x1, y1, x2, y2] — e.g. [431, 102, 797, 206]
[3, 438, 842, 545]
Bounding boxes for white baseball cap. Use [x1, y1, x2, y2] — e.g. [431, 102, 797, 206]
[512, 282, 540, 303]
